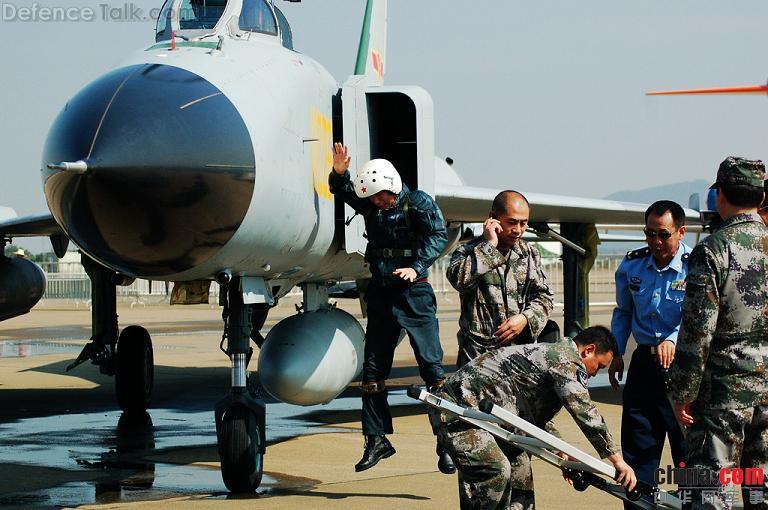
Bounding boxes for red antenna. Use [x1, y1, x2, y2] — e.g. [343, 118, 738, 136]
[647, 83, 768, 96]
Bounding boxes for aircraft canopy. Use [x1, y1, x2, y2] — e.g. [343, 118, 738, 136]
[179, 0, 229, 30]
[156, 0, 292, 49]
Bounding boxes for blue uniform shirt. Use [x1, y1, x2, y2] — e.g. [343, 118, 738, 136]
[328, 170, 448, 286]
[611, 242, 692, 355]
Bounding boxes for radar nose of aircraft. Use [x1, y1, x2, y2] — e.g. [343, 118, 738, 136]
[41, 63, 256, 278]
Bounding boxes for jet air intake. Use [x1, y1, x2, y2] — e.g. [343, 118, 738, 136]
[41, 64, 256, 278]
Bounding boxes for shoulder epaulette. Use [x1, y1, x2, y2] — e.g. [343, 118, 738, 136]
[625, 246, 650, 260]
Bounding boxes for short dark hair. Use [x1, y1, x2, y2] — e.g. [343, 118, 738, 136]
[719, 184, 764, 208]
[573, 325, 617, 355]
[491, 190, 529, 215]
[644, 200, 685, 229]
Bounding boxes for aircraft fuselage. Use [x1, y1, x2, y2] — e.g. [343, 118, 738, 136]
[43, 33, 366, 285]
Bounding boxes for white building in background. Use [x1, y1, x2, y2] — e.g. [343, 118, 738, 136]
[56, 251, 85, 274]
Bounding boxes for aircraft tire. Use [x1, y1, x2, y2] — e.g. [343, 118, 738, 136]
[219, 405, 263, 493]
[115, 325, 154, 412]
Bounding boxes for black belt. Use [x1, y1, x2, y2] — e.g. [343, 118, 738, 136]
[636, 344, 659, 355]
[369, 248, 413, 258]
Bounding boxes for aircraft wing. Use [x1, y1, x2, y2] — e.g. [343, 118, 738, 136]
[0, 213, 64, 237]
[436, 184, 701, 225]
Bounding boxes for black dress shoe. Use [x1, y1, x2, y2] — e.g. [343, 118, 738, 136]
[355, 435, 396, 472]
[437, 447, 456, 474]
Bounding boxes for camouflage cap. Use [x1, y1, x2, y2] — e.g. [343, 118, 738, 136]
[709, 156, 765, 189]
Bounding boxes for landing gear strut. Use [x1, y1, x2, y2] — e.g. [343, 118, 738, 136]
[215, 277, 266, 493]
[67, 254, 154, 413]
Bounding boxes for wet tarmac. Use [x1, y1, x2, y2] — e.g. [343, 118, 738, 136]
[0, 340, 190, 359]
[0, 304, 622, 509]
[0, 374, 618, 510]
[0, 386, 419, 509]
[0, 341, 84, 358]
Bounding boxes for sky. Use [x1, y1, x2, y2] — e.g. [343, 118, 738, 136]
[1, 0, 767, 251]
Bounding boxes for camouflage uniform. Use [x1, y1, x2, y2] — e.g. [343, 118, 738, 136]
[669, 158, 768, 510]
[438, 340, 618, 509]
[447, 236, 554, 365]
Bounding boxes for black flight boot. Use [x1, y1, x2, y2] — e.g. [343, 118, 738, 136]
[437, 445, 456, 474]
[355, 435, 396, 472]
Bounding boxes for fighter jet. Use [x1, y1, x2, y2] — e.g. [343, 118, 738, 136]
[0, 0, 699, 493]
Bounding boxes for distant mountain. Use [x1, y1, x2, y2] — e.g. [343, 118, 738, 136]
[596, 179, 710, 255]
[603, 179, 711, 209]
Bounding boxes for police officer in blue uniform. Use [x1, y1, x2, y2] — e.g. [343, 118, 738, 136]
[329, 143, 453, 474]
[610, 200, 691, 507]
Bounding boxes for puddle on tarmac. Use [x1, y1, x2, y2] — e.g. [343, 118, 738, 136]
[0, 340, 189, 358]
[0, 391, 416, 507]
[0, 341, 84, 358]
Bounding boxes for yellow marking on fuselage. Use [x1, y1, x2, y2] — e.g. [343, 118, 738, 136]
[310, 106, 333, 201]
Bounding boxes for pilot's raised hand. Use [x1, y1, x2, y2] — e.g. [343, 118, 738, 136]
[483, 217, 503, 247]
[333, 143, 351, 174]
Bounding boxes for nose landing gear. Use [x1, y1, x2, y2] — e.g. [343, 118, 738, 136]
[214, 277, 267, 493]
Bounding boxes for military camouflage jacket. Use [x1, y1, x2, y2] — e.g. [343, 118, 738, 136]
[443, 340, 618, 458]
[329, 170, 448, 286]
[446, 236, 554, 359]
[669, 213, 768, 409]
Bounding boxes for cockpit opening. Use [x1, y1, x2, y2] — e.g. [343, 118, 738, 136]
[239, 0, 277, 35]
[179, 0, 228, 30]
[154, 0, 294, 50]
[274, 5, 293, 50]
[155, 0, 173, 40]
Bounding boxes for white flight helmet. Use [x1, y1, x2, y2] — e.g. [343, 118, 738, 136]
[353, 159, 403, 198]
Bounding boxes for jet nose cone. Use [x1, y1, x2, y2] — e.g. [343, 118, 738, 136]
[42, 64, 255, 278]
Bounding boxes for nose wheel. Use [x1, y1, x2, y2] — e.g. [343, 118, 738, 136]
[115, 325, 154, 412]
[216, 399, 265, 492]
[215, 277, 267, 493]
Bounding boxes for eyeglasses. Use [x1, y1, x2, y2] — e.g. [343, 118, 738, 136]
[643, 228, 673, 240]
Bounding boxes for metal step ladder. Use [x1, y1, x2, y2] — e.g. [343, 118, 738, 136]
[408, 386, 681, 510]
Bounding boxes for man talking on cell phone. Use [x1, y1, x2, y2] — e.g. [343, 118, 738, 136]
[446, 190, 557, 366]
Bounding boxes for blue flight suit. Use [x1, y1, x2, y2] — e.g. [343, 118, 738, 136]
[611, 243, 692, 504]
[329, 170, 448, 435]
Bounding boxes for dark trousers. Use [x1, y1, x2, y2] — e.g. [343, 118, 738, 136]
[362, 281, 445, 436]
[683, 405, 768, 509]
[622, 345, 686, 509]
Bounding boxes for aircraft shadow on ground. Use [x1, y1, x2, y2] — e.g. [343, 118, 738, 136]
[588, 385, 623, 406]
[2, 359, 233, 421]
[294, 402, 430, 427]
[255, 489, 430, 501]
[2, 359, 456, 422]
